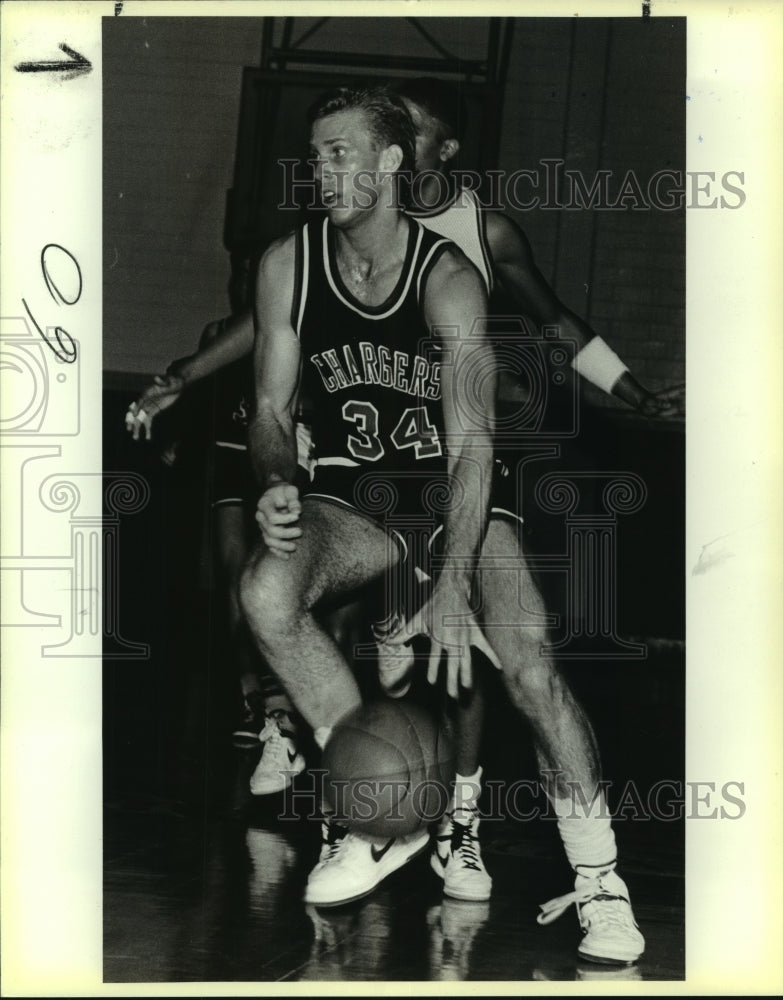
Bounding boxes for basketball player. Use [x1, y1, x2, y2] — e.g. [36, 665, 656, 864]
[127, 80, 674, 958]
[239, 85, 647, 965]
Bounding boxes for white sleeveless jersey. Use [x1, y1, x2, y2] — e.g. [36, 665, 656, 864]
[407, 186, 493, 295]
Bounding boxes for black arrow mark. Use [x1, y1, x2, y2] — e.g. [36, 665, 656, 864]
[15, 43, 92, 76]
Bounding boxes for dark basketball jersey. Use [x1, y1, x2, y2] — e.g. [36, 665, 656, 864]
[292, 216, 454, 524]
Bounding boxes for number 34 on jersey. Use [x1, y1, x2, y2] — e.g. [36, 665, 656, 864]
[342, 401, 442, 462]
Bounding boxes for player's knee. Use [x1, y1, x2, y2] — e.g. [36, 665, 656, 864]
[239, 552, 301, 651]
[237, 554, 264, 627]
[503, 640, 564, 719]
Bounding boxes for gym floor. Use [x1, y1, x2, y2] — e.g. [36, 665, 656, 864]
[103, 386, 685, 984]
[104, 754, 684, 983]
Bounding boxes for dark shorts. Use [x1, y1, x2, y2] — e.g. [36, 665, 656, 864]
[211, 358, 252, 450]
[303, 463, 452, 546]
[303, 457, 522, 625]
[304, 457, 520, 528]
[211, 443, 256, 509]
[212, 445, 313, 510]
[209, 355, 252, 508]
[212, 415, 314, 509]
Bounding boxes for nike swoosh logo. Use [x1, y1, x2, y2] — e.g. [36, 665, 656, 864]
[370, 838, 396, 863]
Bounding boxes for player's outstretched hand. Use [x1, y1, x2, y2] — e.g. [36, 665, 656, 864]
[255, 482, 302, 558]
[125, 373, 186, 441]
[639, 382, 685, 419]
[387, 576, 501, 699]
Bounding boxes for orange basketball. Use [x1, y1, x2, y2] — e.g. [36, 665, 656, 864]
[322, 700, 455, 838]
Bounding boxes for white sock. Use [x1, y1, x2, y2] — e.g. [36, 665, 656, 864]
[451, 766, 482, 824]
[546, 784, 617, 877]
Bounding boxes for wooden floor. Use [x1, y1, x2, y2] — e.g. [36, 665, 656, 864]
[104, 724, 684, 984]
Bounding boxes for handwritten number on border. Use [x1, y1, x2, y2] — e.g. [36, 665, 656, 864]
[22, 244, 81, 364]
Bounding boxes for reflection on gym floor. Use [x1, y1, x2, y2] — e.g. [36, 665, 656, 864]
[104, 749, 684, 983]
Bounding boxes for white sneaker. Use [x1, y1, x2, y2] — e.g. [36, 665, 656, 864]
[430, 809, 492, 902]
[249, 710, 305, 795]
[304, 821, 430, 907]
[537, 869, 645, 965]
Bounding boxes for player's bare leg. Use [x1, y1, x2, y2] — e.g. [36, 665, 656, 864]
[214, 501, 305, 791]
[240, 497, 429, 905]
[452, 681, 484, 779]
[478, 517, 644, 964]
[479, 520, 600, 792]
[240, 498, 394, 733]
[432, 676, 493, 901]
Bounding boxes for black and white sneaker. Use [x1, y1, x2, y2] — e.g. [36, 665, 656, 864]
[304, 819, 429, 907]
[249, 709, 305, 795]
[537, 869, 645, 965]
[431, 809, 492, 902]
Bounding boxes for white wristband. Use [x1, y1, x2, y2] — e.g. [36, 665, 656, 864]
[571, 336, 629, 395]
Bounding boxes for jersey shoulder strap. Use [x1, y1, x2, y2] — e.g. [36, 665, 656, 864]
[291, 222, 313, 338]
[411, 219, 453, 311]
[463, 187, 494, 294]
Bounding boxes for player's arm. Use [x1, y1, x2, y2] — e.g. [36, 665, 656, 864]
[124, 309, 256, 440]
[485, 211, 682, 418]
[420, 247, 500, 696]
[168, 308, 255, 384]
[248, 234, 304, 558]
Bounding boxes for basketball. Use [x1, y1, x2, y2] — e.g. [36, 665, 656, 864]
[322, 700, 455, 838]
